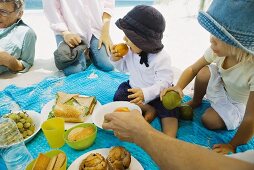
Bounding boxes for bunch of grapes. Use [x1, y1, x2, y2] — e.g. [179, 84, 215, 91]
[3, 111, 35, 139]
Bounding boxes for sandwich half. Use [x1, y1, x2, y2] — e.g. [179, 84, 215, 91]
[52, 92, 97, 123]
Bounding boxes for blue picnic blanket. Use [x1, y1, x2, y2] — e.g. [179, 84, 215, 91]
[0, 65, 254, 170]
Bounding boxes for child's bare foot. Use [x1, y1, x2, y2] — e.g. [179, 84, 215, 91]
[138, 104, 156, 123]
[144, 111, 156, 123]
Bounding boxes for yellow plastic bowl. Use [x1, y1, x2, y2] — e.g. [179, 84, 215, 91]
[64, 123, 97, 150]
[26, 150, 67, 170]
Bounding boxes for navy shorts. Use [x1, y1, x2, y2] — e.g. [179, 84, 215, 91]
[114, 81, 179, 119]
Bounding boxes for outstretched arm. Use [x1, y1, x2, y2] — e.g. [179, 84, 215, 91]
[213, 91, 254, 154]
[160, 56, 209, 98]
[103, 110, 254, 170]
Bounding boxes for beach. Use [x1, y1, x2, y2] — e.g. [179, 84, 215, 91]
[0, 0, 210, 92]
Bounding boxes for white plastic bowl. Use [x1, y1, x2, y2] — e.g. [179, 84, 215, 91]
[92, 101, 142, 129]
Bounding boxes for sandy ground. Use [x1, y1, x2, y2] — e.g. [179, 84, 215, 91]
[0, 0, 210, 93]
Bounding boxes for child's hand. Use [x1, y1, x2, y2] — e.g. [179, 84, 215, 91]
[62, 31, 81, 48]
[160, 86, 184, 101]
[127, 88, 144, 104]
[212, 143, 236, 155]
[110, 45, 124, 61]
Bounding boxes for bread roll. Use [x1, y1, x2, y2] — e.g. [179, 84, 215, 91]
[68, 126, 94, 142]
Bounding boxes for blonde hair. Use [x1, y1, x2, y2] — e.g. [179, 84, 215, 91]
[229, 45, 254, 63]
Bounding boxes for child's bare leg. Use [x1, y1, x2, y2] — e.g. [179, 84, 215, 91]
[187, 66, 210, 108]
[161, 117, 178, 138]
[201, 107, 226, 130]
[138, 104, 156, 123]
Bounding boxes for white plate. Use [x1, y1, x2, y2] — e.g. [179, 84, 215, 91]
[41, 96, 101, 130]
[68, 148, 144, 170]
[92, 101, 142, 129]
[5, 110, 42, 144]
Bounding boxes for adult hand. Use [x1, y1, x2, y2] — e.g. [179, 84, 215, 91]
[98, 21, 112, 56]
[212, 143, 236, 155]
[62, 31, 81, 48]
[128, 88, 144, 105]
[160, 85, 184, 100]
[102, 110, 151, 142]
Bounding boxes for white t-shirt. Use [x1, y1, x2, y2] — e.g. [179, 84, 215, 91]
[42, 0, 114, 47]
[111, 49, 174, 103]
[204, 48, 254, 104]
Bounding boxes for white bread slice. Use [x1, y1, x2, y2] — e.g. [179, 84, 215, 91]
[46, 155, 57, 170]
[53, 153, 66, 170]
[73, 96, 97, 115]
[56, 92, 78, 104]
[53, 103, 86, 122]
[32, 153, 50, 170]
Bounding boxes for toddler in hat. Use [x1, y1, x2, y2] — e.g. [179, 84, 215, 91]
[111, 5, 179, 137]
[161, 0, 254, 153]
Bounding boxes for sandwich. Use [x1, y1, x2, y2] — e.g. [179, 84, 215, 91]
[50, 92, 97, 123]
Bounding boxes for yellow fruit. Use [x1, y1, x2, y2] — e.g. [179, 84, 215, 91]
[114, 107, 130, 112]
[114, 43, 128, 57]
[179, 104, 193, 120]
[162, 91, 181, 110]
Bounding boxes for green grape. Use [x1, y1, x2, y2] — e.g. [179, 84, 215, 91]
[24, 122, 31, 128]
[19, 112, 25, 118]
[26, 117, 32, 123]
[27, 130, 33, 136]
[16, 122, 23, 129]
[15, 115, 21, 121]
[20, 118, 26, 124]
[19, 127, 25, 133]
[29, 125, 35, 131]
[22, 131, 27, 138]
[9, 114, 17, 121]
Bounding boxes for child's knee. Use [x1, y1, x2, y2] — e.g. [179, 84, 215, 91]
[201, 113, 225, 130]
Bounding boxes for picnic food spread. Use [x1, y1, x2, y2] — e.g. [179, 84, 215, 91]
[51, 92, 97, 122]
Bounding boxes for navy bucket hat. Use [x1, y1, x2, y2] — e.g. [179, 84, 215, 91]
[115, 5, 165, 53]
[198, 0, 254, 55]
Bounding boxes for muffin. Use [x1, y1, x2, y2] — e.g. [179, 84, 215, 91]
[114, 43, 128, 57]
[107, 146, 131, 170]
[79, 153, 107, 170]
